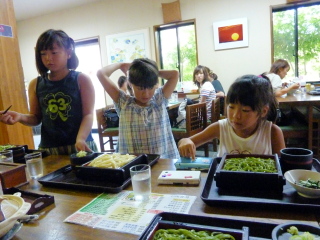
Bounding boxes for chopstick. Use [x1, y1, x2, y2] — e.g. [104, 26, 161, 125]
[1, 105, 12, 115]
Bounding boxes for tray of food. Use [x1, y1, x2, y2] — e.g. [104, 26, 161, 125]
[201, 157, 320, 211]
[214, 154, 285, 193]
[139, 212, 278, 240]
[37, 154, 160, 193]
[74, 153, 143, 182]
[0, 144, 49, 164]
[139, 212, 320, 240]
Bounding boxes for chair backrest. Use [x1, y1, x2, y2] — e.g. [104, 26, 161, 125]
[185, 102, 207, 136]
[96, 105, 116, 134]
[211, 97, 221, 124]
[96, 105, 119, 152]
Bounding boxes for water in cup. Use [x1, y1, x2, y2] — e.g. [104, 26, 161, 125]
[130, 164, 151, 201]
[25, 152, 43, 179]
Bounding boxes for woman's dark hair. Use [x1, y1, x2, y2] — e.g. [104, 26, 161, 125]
[227, 74, 278, 121]
[269, 59, 290, 75]
[117, 76, 127, 88]
[128, 58, 159, 89]
[193, 65, 210, 88]
[35, 29, 79, 77]
[118, 75, 133, 96]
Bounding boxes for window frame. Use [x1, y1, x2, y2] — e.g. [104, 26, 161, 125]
[153, 19, 198, 85]
[271, 1, 320, 77]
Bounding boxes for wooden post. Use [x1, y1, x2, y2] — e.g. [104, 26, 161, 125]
[0, 0, 35, 148]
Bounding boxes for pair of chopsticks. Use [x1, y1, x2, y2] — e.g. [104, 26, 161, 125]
[0, 105, 12, 115]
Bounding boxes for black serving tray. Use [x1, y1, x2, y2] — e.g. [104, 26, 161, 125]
[201, 158, 320, 211]
[3, 187, 54, 214]
[37, 154, 159, 193]
[139, 212, 278, 240]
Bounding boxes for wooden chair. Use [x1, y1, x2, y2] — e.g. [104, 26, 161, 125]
[206, 98, 221, 152]
[172, 102, 209, 156]
[96, 105, 119, 152]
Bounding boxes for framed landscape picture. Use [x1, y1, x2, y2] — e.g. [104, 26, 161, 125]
[213, 18, 248, 51]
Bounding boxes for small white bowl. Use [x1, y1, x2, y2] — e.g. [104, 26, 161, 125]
[284, 169, 320, 198]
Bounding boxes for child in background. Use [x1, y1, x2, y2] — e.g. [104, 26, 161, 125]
[0, 29, 97, 155]
[179, 75, 285, 158]
[193, 65, 216, 121]
[266, 59, 300, 97]
[97, 58, 180, 159]
[117, 75, 133, 96]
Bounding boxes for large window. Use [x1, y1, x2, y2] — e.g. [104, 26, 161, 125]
[75, 38, 104, 129]
[272, 2, 320, 82]
[154, 19, 198, 90]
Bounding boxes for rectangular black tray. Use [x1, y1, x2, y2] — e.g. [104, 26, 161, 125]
[37, 154, 159, 193]
[201, 158, 320, 211]
[3, 187, 54, 214]
[138, 212, 278, 240]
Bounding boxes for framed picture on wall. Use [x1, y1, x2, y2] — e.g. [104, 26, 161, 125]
[106, 28, 151, 64]
[213, 18, 248, 51]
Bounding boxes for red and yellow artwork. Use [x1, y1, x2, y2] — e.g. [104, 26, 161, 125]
[218, 24, 243, 43]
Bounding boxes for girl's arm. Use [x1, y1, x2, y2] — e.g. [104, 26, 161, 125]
[178, 122, 220, 159]
[0, 78, 42, 126]
[271, 124, 286, 156]
[97, 63, 131, 102]
[275, 83, 300, 97]
[160, 70, 179, 99]
[76, 73, 95, 151]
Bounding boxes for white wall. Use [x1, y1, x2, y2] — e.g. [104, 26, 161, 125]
[16, 0, 286, 104]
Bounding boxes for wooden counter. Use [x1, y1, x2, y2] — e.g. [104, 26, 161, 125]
[12, 155, 320, 239]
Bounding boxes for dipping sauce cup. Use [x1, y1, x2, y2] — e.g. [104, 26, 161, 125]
[280, 148, 313, 173]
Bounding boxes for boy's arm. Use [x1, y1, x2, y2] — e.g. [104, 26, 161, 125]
[160, 70, 179, 99]
[97, 63, 130, 102]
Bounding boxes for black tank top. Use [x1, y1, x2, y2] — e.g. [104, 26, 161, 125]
[36, 70, 93, 148]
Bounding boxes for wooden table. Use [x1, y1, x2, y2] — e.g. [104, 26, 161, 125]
[12, 155, 320, 240]
[276, 93, 320, 149]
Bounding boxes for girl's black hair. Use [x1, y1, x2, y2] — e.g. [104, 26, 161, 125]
[35, 29, 79, 77]
[128, 58, 159, 89]
[193, 65, 210, 88]
[227, 74, 278, 121]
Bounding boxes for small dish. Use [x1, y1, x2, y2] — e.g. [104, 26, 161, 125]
[69, 152, 101, 168]
[272, 222, 320, 240]
[284, 169, 320, 198]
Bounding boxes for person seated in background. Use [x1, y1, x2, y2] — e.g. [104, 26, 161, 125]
[117, 75, 133, 96]
[205, 67, 225, 115]
[178, 74, 285, 159]
[266, 59, 300, 97]
[193, 65, 216, 121]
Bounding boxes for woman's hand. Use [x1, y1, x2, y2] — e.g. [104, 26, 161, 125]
[178, 138, 196, 160]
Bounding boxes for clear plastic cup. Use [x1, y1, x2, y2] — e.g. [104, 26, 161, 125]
[25, 152, 43, 179]
[130, 164, 151, 201]
[0, 150, 13, 163]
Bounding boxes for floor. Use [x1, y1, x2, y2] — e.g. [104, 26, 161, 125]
[33, 134, 218, 158]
